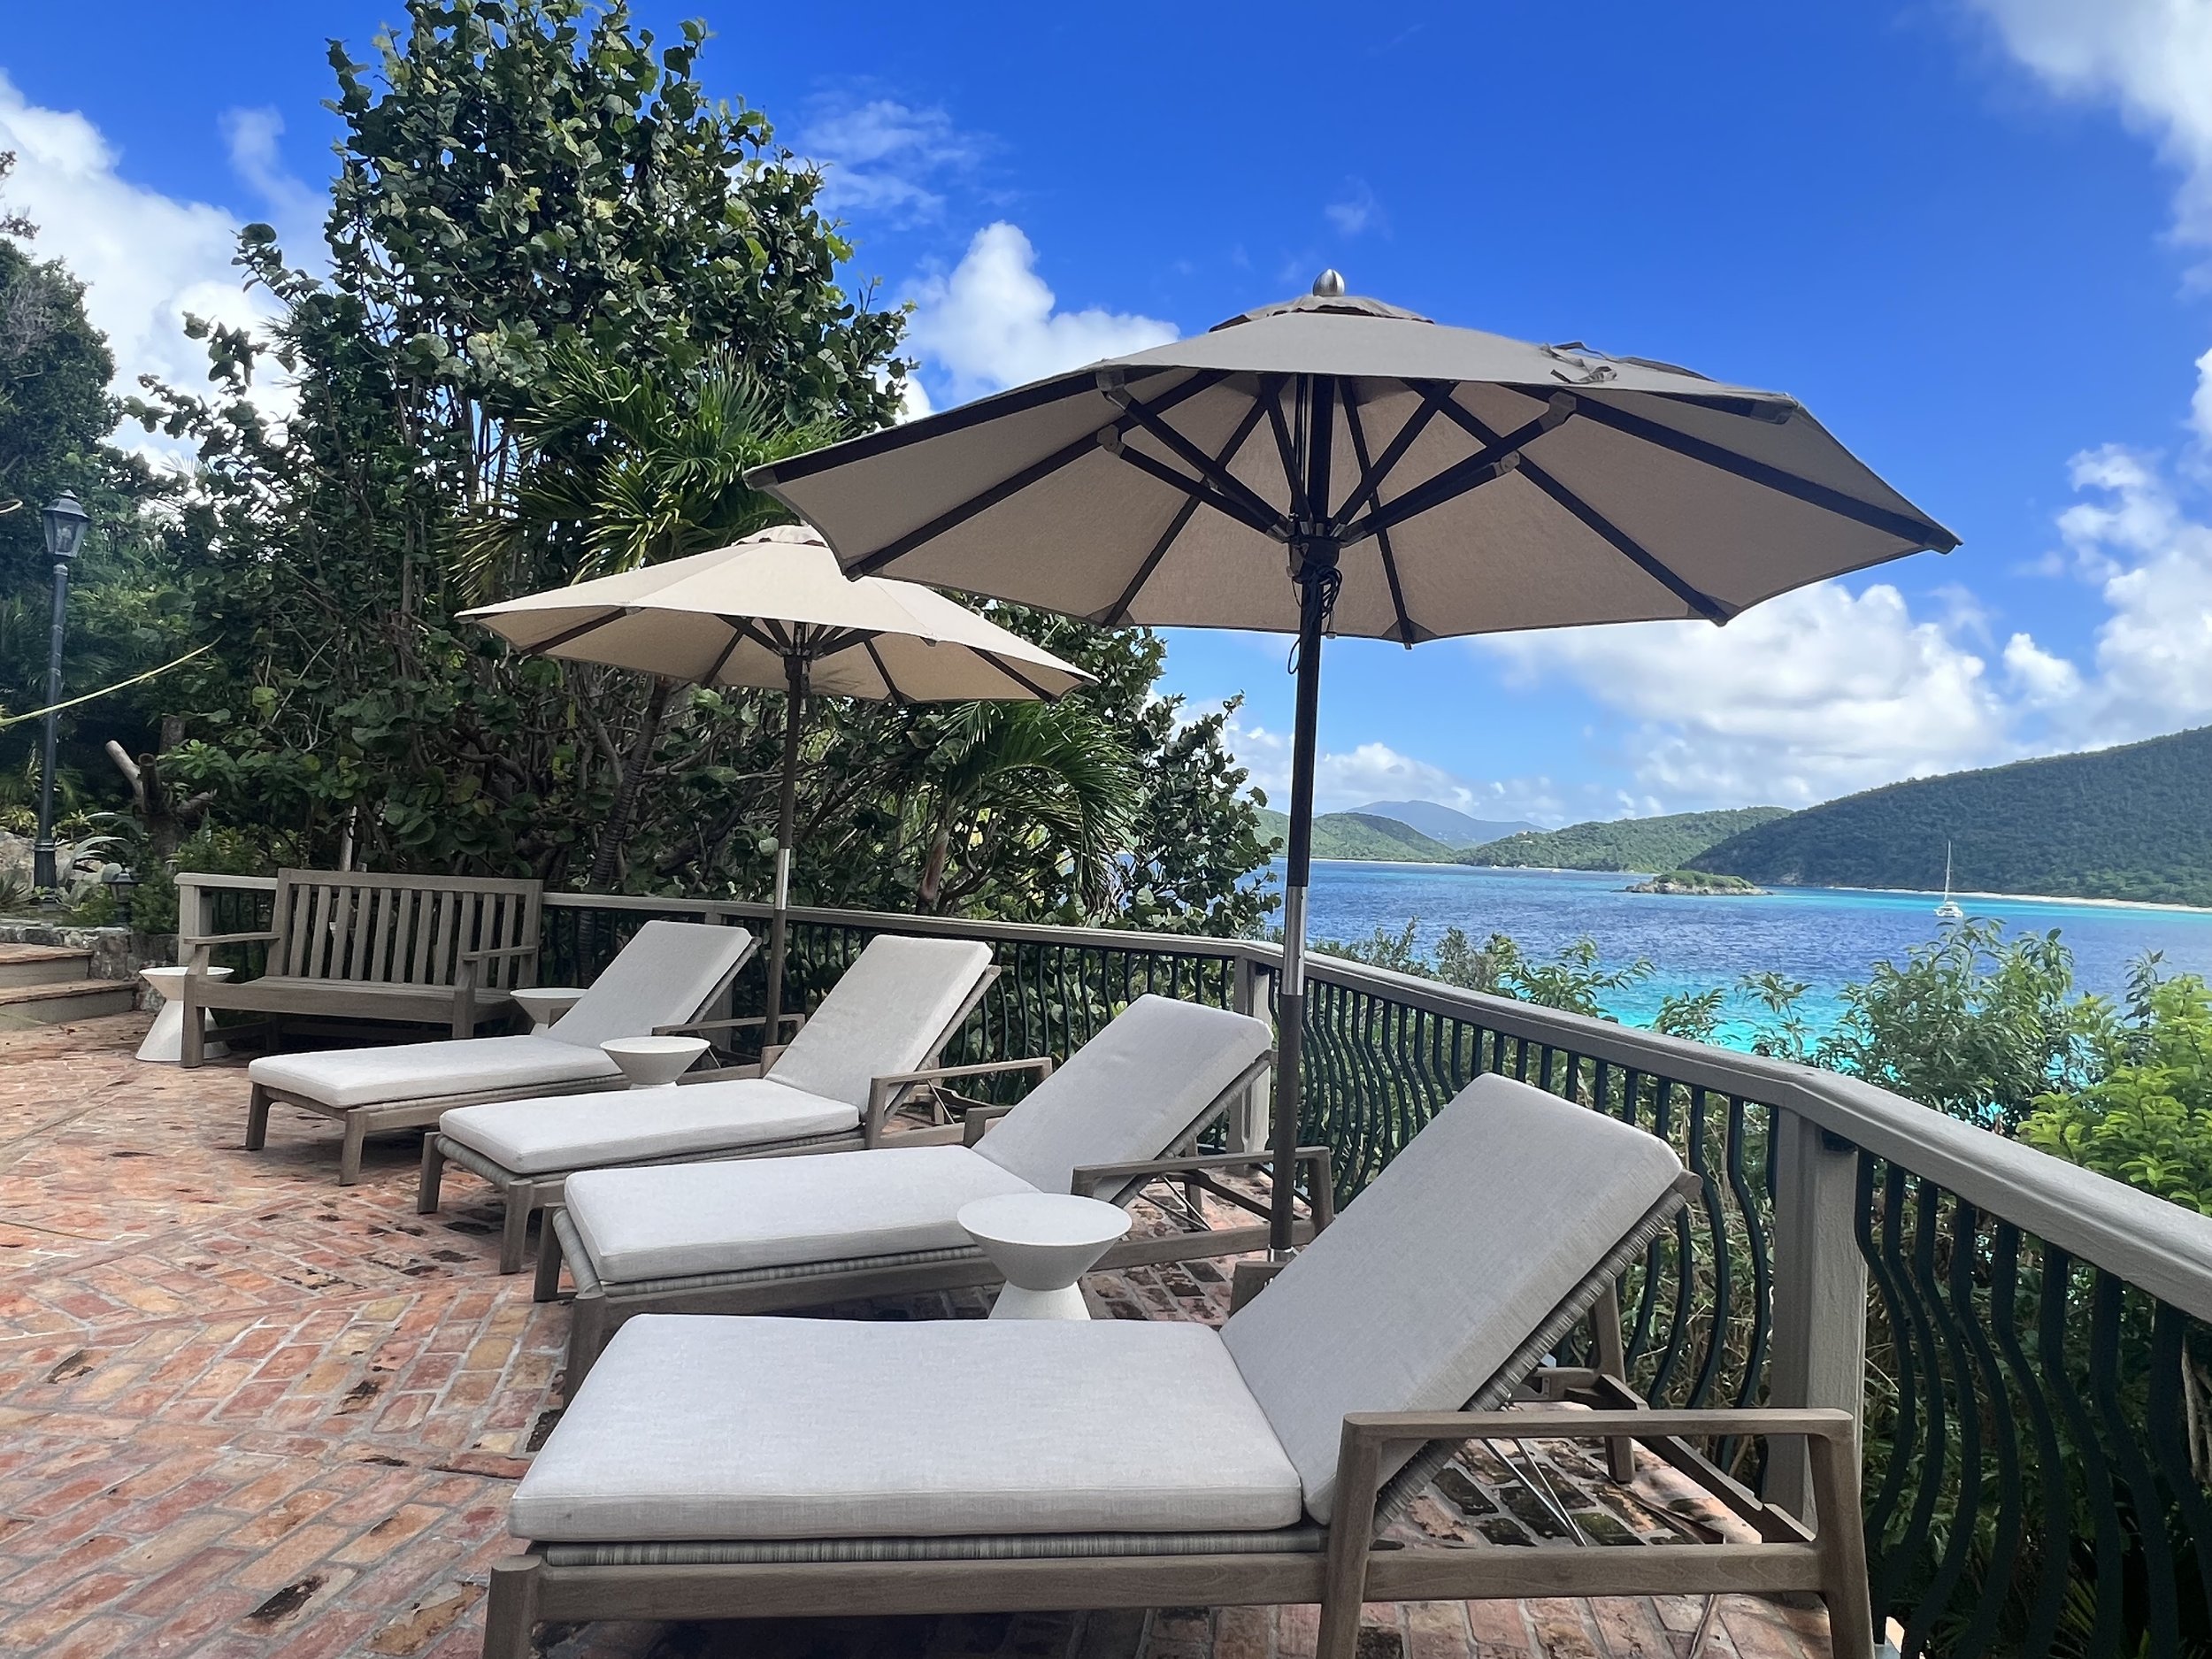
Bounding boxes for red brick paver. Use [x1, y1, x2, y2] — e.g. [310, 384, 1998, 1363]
[0, 1015, 1835, 1658]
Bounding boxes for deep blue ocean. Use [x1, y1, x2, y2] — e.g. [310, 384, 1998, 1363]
[1273, 858, 2212, 1041]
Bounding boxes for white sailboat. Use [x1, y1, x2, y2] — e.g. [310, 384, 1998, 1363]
[1935, 841, 1964, 920]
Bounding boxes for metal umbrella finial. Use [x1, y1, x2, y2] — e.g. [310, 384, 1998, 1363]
[1311, 269, 1346, 297]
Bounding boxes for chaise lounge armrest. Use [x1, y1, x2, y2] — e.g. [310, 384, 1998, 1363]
[457, 942, 540, 964]
[864, 1055, 1056, 1144]
[1072, 1145, 1338, 1229]
[654, 1011, 807, 1039]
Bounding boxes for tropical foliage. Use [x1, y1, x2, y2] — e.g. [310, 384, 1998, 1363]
[0, 0, 1271, 935]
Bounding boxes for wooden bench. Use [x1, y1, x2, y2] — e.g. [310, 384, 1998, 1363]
[178, 869, 544, 1066]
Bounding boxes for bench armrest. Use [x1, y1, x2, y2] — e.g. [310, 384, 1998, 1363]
[1071, 1145, 1337, 1229]
[863, 1054, 1055, 1145]
[457, 942, 540, 964]
[182, 930, 280, 952]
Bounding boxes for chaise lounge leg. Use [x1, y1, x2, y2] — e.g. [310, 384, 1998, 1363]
[532, 1219, 566, 1303]
[181, 995, 204, 1068]
[418, 1136, 447, 1215]
[1809, 1429, 1876, 1659]
[1591, 1281, 1636, 1484]
[565, 1291, 611, 1392]
[244, 1084, 273, 1152]
[498, 1187, 532, 1276]
[480, 1555, 542, 1659]
[338, 1115, 367, 1187]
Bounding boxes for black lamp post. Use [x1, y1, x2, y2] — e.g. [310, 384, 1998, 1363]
[35, 491, 88, 892]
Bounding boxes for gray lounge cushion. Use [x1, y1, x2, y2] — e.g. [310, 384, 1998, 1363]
[439, 1079, 858, 1175]
[250, 1034, 622, 1110]
[547, 919, 755, 1051]
[511, 1315, 1303, 1541]
[1220, 1074, 1686, 1524]
[765, 935, 995, 1109]
[564, 1145, 1033, 1283]
[973, 995, 1272, 1194]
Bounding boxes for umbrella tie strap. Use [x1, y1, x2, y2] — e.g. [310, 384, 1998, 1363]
[1286, 559, 1343, 676]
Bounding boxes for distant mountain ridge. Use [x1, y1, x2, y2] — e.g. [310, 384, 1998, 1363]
[1462, 808, 1790, 872]
[1349, 800, 1538, 847]
[1254, 809, 1463, 863]
[1690, 726, 2212, 906]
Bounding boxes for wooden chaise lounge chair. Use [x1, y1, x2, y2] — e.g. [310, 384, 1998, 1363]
[485, 1073, 1871, 1659]
[242, 920, 756, 1184]
[419, 934, 1008, 1272]
[539, 995, 1310, 1379]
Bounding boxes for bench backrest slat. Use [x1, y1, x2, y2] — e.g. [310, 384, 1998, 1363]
[265, 869, 543, 990]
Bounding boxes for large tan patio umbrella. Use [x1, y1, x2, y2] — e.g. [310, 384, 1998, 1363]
[460, 523, 1090, 1037]
[749, 274, 1958, 1252]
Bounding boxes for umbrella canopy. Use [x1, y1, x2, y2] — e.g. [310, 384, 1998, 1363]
[462, 522, 1089, 1033]
[749, 276, 1958, 1252]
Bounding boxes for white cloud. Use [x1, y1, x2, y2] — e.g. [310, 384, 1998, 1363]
[1969, 0, 2212, 251]
[219, 106, 324, 256]
[1324, 180, 1383, 237]
[0, 72, 271, 405]
[1484, 582, 2016, 807]
[796, 96, 980, 224]
[904, 222, 1175, 403]
[1221, 713, 1568, 824]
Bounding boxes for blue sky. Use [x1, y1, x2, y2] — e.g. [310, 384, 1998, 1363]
[6, 2, 2212, 825]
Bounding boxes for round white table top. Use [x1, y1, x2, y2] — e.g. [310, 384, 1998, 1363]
[956, 1193, 1131, 1253]
[599, 1035, 707, 1060]
[139, 964, 232, 985]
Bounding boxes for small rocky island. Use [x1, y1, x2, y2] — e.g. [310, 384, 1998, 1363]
[1625, 869, 1764, 895]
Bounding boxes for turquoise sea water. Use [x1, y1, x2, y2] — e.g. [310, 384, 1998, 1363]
[1273, 859, 2212, 1039]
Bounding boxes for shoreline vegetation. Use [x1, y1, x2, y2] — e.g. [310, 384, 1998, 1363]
[1624, 870, 1762, 895]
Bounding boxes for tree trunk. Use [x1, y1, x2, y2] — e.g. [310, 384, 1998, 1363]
[587, 680, 672, 892]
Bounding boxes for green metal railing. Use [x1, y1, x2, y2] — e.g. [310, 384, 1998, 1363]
[174, 873, 2212, 1657]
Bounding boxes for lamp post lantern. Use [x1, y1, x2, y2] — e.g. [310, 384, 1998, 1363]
[34, 491, 88, 892]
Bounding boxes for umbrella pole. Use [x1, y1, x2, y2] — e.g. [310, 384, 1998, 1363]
[1272, 557, 1333, 1255]
[764, 654, 807, 1049]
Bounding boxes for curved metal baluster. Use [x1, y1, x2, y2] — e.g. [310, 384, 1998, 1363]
[1724, 1097, 1773, 1413]
[2088, 1272, 2179, 1657]
[1684, 1087, 1732, 1411]
[1887, 1179, 1956, 1649]
[1981, 1225, 2069, 1659]
[1899, 1195, 1985, 1658]
[1859, 1159, 1924, 1632]
[2147, 1302, 2212, 1641]
[2039, 1247, 2125, 1658]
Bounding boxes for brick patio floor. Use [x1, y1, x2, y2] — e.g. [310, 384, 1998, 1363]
[0, 1013, 1838, 1659]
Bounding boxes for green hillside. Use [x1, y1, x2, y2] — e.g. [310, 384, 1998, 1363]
[1461, 807, 1791, 872]
[1254, 809, 1462, 863]
[1689, 726, 2212, 905]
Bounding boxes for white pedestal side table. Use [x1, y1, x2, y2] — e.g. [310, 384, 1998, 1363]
[511, 987, 587, 1033]
[957, 1193, 1132, 1320]
[135, 966, 232, 1064]
[601, 1034, 710, 1089]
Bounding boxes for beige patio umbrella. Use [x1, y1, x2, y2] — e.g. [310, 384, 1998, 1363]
[749, 273, 1958, 1252]
[461, 523, 1090, 1036]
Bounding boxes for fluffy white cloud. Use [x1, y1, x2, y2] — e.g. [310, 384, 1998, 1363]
[0, 73, 273, 406]
[1484, 581, 2016, 807]
[1324, 180, 1382, 238]
[904, 222, 1175, 404]
[795, 96, 981, 225]
[1970, 0, 2212, 250]
[1221, 713, 1569, 823]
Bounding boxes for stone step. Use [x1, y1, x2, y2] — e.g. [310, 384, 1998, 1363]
[0, 943, 93, 988]
[0, 978, 137, 1026]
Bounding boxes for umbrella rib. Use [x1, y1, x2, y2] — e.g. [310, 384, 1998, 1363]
[1110, 445, 1285, 538]
[1340, 391, 1419, 647]
[848, 373, 1225, 577]
[861, 636, 908, 703]
[1104, 381, 1288, 534]
[1567, 397, 1957, 549]
[1516, 453, 1733, 622]
[1335, 380, 1453, 525]
[1338, 403, 1565, 546]
[1262, 377, 1307, 519]
[1099, 397, 1275, 626]
[699, 626, 748, 687]
[1432, 402, 1733, 621]
[527, 608, 635, 654]
[978, 650, 1063, 703]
